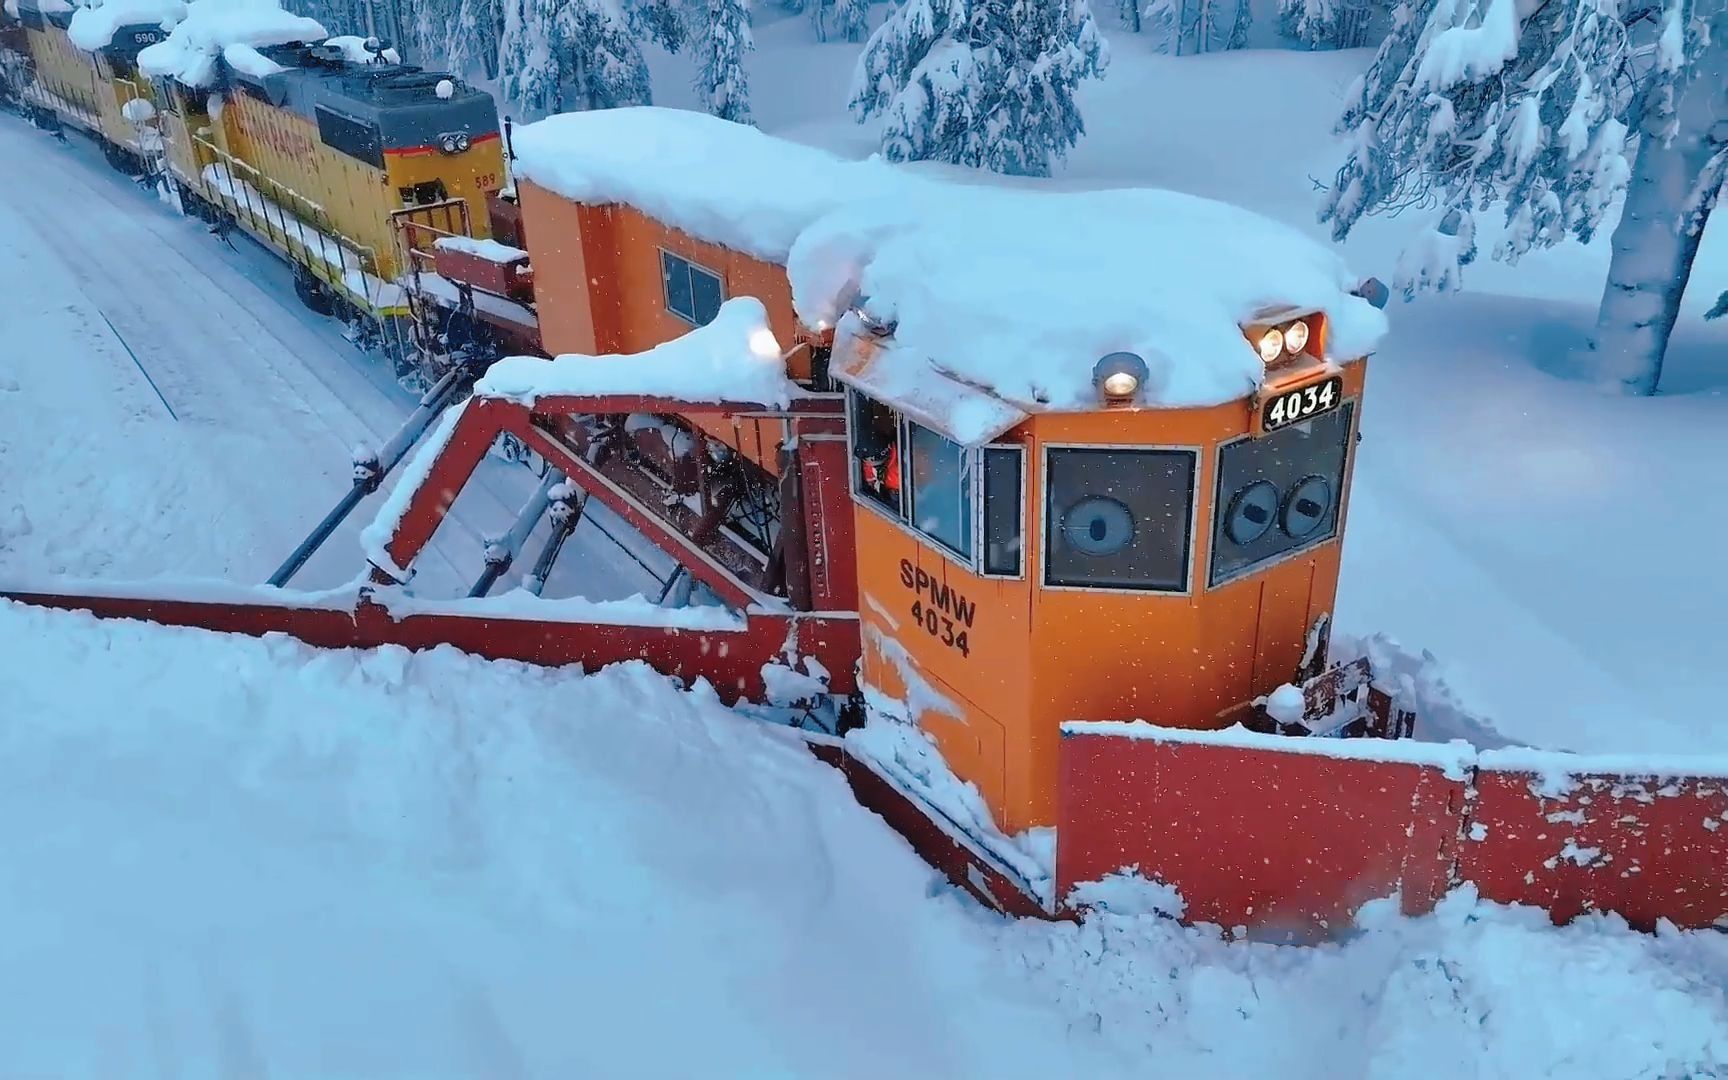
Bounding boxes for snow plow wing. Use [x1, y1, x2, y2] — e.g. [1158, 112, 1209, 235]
[1056, 717, 1728, 939]
[0, 582, 859, 706]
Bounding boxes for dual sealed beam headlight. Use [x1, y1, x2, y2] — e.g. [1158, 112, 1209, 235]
[1254, 316, 1314, 366]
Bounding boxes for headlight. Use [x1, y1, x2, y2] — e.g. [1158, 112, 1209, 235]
[440, 133, 459, 154]
[1092, 351, 1150, 404]
[1256, 327, 1285, 364]
[455, 132, 470, 151]
[1283, 319, 1310, 355]
[1101, 371, 1139, 398]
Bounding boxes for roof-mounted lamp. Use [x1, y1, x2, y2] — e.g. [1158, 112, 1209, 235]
[1093, 351, 1149, 405]
[848, 299, 897, 338]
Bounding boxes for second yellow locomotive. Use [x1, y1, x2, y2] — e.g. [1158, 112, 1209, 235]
[1, 0, 507, 368]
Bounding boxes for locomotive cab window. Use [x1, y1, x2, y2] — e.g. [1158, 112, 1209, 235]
[847, 389, 1020, 571]
[661, 250, 723, 327]
[849, 391, 903, 516]
[906, 423, 973, 558]
[1045, 447, 1197, 592]
[1209, 402, 1355, 587]
[981, 446, 1024, 577]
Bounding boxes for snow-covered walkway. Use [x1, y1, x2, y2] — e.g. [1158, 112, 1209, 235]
[2, 599, 1726, 1078]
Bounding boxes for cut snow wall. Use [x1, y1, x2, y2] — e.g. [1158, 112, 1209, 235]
[1058, 724, 1728, 937]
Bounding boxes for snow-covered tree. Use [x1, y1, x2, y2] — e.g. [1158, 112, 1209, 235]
[694, 0, 754, 123]
[1279, 0, 1382, 49]
[811, 0, 869, 42]
[1119, 0, 1142, 31]
[498, 0, 650, 115]
[414, 0, 504, 77]
[1146, 0, 1252, 54]
[1321, 0, 1728, 395]
[848, 0, 1108, 177]
[626, 0, 686, 53]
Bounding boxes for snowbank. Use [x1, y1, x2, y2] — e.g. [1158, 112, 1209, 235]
[4, 600, 1727, 1077]
[137, 0, 324, 87]
[476, 296, 803, 408]
[66, 0, 186, 51]
[511, 107, 1388, 427]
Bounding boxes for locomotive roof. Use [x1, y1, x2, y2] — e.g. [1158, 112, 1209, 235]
[65, 0, 183, 51]
[512, 107, 1389, 445]
[223, 56, 499, 150]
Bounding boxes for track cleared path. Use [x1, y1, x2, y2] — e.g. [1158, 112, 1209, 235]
[0, 112, 670, 598]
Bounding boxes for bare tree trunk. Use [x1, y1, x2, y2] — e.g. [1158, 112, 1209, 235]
[1589, 17, 1728, 395]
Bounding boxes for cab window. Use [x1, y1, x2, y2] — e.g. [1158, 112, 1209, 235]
[906, 423, 972, 558]
[847, 389, 1020, 571]
[1209, 403, 1354, 587]
[981, 446, 1024, 577]
[849, 391, 902, 516]
[1044, 446, 1196, 592]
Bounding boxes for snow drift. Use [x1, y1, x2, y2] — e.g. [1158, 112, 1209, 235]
[3, 600, 1727, 1077]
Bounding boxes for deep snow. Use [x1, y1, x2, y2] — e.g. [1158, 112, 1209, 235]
[3, 598, 1727, 1078]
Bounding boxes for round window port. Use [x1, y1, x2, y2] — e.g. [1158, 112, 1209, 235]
[1059, 495, 1135, 557]
[1281, 474, 1334, 539]
[1224, 479, 1279, 545]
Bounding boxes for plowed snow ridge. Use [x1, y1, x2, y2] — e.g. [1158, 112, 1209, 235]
[2, 600, 1726, 1078]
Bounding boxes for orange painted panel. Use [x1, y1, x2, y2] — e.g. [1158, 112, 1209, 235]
[516, 181, 601, 356]
[853, 499, 1035, 831]
[514, 185, 802, 476]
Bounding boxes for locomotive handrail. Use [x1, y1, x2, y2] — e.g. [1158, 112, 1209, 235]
[194, 134, 378, 272]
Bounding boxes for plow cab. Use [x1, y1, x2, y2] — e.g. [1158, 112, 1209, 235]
[824, 285, 1414, 916]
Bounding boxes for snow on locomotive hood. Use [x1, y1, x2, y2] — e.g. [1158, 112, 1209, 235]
[511, 107, 1389, 442]
[137, 0, 325, 87]
[67, 0, 188, 51]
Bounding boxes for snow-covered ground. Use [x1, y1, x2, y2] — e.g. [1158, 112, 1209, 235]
[634, 21, 1728, 757]
[0, 112, 674, 600]
[4, 598, 1727, 1078]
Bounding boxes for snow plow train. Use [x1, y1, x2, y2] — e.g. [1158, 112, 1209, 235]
[5, 18, 1725, 938]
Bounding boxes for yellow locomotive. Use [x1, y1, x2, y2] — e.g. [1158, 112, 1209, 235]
[1, 0, 507, 371]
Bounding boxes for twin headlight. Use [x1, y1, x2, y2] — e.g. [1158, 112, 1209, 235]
[439, 131, 472, 154]
[1255, 317, 1312, 365]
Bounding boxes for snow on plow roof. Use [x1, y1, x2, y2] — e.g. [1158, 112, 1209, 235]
[67, 0, 187, 51]
[137, 0, 325, 87]
[511, 107, 1389, 440]
[475, 297, 805, 409]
